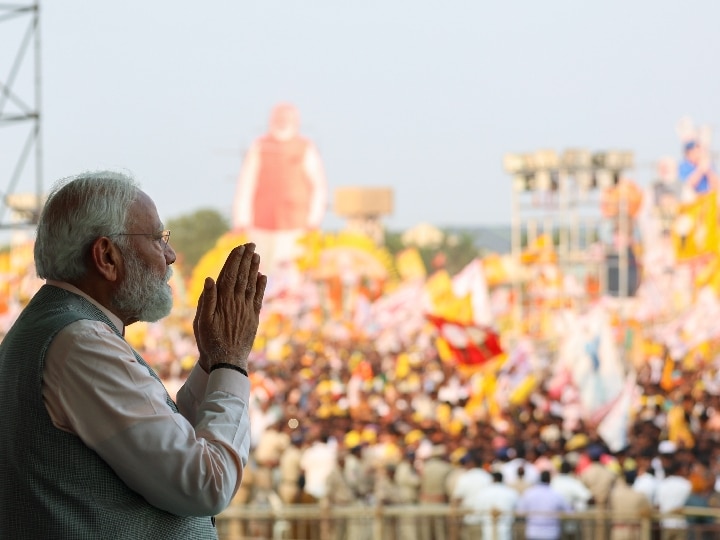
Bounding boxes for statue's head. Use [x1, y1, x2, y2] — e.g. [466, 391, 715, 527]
[269, 103, 300, 141]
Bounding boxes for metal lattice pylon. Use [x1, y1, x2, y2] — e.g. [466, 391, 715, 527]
[0, 1, 43, 231]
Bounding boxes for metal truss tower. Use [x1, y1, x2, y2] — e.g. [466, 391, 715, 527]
[504, 149, 636, 337]
[0, 1, 42, 231]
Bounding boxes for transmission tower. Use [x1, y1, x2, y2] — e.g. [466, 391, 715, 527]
[0, 1, 43, 231]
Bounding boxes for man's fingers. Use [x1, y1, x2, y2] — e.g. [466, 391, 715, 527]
[193, 287, 205, 336]
[199, 277, 217, 325]
[235, 243, 256, 297]
[245, 252, 261, 299]
[254, 273, 267, 314]
[216, 245, 246, 294]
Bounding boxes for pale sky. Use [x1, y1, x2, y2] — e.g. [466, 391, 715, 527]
[3, 1, 720, 234]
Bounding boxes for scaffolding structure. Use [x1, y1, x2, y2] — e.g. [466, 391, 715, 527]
[504, 149, 636, 336]
[0, 1, 43, 231]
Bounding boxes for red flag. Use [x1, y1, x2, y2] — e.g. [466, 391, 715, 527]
[427, 314, 503, 366]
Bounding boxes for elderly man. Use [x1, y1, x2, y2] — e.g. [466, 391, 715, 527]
[0, 171, 266, 539]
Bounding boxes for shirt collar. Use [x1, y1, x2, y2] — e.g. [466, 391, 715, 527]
[46, 280, 125, 335]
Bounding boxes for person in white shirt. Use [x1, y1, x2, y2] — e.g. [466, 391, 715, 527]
[632, 454, 659, 507]
[451, 452, 492, 509]
[463, 471, 519, 540]
[550, 460, 593, 538]
[299, 433, 337, 501]
[551, 460, 593, 511]
[499, 447, 541, 487]
[655, 461, 692, 539]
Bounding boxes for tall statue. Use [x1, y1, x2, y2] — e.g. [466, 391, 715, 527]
[232, 103, 327, 272]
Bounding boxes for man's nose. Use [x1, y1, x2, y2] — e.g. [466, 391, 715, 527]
[164, 243, 177, 265]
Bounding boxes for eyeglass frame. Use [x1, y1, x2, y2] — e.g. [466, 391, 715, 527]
[110, 229, 171, 246]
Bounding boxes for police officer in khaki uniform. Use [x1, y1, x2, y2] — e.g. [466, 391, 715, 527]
[609, 470, 652, 540]
[419, 445, 453, 540]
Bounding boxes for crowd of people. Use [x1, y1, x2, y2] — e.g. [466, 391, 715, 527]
[207, 321, 719, 539]
[115, 243, 720, 540]
[189, 135, 720, 538]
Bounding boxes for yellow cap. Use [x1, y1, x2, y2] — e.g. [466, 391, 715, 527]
[565, 434, 589, 452]
[405, 429, 424, 445]
[450, 447, 468, 464]
[361, 428, 377, 444]
[344, 431, 362, 449]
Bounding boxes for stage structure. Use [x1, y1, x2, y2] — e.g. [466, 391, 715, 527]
[503, 149, 636, 335]
[333, 187, 393, 245]
[0, 1, 43, 231]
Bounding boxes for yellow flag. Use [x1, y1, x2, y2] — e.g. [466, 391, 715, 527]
[482, 253, 509, 286]
[395, 352, 411, 379]
[424, 270, 453, 301]
[395, 247, 427, 281]
[435, 337, 455, 363]
[673, 193, 718, 261]
[509, 374, 537, 405]
[695, 254, 720, 291]
[660, 356, 676, 392]
[424, 270, 473, 323]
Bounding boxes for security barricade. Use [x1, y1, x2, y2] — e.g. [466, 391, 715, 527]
[216, 503, 720, 540]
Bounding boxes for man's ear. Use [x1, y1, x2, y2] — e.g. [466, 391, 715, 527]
[89, 236, 123, 282]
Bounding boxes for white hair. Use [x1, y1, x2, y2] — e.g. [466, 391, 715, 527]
[34, 170, 140, 281]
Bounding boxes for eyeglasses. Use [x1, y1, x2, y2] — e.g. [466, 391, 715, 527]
[111, 229, 171, 246]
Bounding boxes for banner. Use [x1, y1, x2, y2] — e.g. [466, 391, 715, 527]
[427, 314, 503, 367]
[597, 374, 638, 453]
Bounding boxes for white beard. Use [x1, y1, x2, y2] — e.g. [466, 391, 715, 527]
[113, 248, 173, 322]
